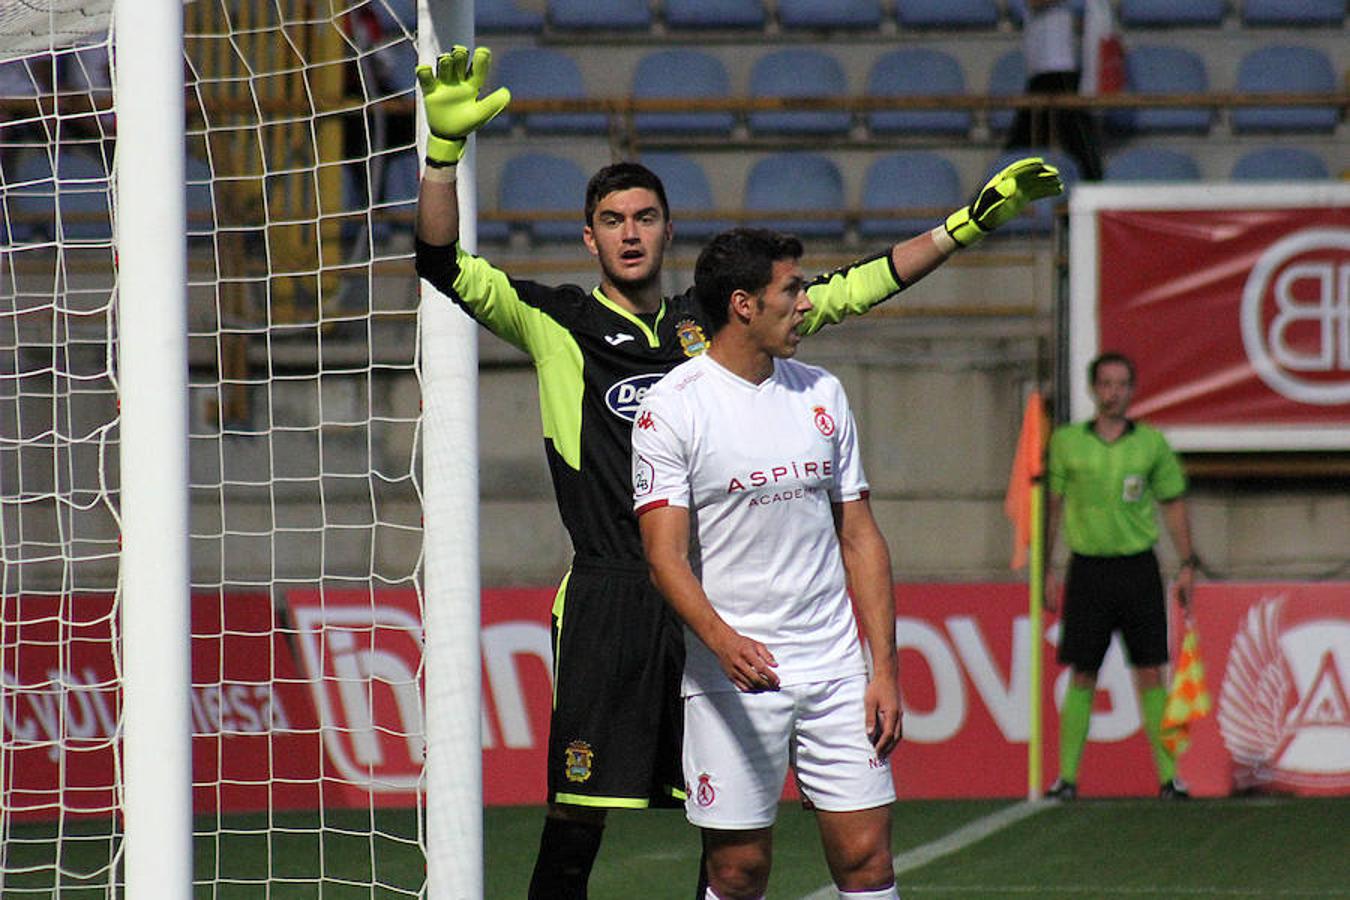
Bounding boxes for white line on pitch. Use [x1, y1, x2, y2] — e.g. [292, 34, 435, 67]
[797, 801, 1050, 900]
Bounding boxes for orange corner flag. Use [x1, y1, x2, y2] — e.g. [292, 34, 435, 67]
[1004, 391, 1047, 570]
[1162, 623, 1213, 755]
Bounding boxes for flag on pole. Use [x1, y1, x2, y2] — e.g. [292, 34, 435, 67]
[1004, 391, 1047, 570]
[1161, 622, 1212, 755]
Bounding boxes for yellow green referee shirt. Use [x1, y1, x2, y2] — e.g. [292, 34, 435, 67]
[1047, 420, 1187, 557]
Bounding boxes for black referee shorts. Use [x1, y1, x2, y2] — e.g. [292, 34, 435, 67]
[1058, 550, 1169, 673]
[545, 556, 686, 810]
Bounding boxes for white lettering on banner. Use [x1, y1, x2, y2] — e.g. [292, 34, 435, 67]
[948, 616, 1032, 742]
[189, 683, 292, 736]
[291, 605, 426, 791]
[1241, 229, 1350, 405]
[895, 617, 966, 742]
[481, 622, 553, 750]
[1, 669, 120, 760]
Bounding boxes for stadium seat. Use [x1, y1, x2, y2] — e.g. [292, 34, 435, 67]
[1119, 0, 1224, 26]
[1231, 45, 1339, 133]
[637, 153, 730, 241]
[1241, 0, 1345, 26]
[631, 49, 735, 136]
[987, 50, 1026, 134]
[858, 152, 963, 240]
[488, 48, 608, 135]
[475, 0, 545, 32]
[9, 147, 113, 241]
[379, 149, 420, 240]
[664, 0, 767, 29]
[778, 0, 883, 29]
[547, 0, 652, 30]
[1006, 0, 1084, 24]
[866, 48, 972, 137]
[744, 153, 846, 239]
[982, 149, 1080, 234]
[747, 49, 853, 136]
[1231, 147, 1330, 180]
[895, 0, 1000, 28]
[1108, 46, 1213, 135]
[185, 153, 216, 242]
[1104, 146, 1201, 182]
[498, 153, 588, 243]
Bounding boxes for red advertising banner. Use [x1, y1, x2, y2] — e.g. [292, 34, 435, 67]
[1069, 185, 1350, 450]
[6, 582, 1344, 819]
[1179, 582, 1350, 797]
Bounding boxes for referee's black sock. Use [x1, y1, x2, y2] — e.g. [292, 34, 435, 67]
[527, 816, 604, 900]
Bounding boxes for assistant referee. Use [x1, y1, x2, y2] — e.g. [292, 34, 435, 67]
[1045, 351, 1200, 801]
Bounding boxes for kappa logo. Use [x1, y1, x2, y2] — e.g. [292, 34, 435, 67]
[636, 411, 655, 431]
[605, 372, 663, 422]
[1240, 229, 1350, 405]
[1217, 597, 1350, 792]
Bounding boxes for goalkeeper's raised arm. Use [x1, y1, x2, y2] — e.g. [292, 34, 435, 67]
[414, 45, 510, 248]
[889, 155, 1064, 286]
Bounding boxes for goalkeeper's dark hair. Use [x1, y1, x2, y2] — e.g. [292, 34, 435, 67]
[584, 162, 669, 227]
[694, 228, 804, 332]
[1089, 351, 1136, 386]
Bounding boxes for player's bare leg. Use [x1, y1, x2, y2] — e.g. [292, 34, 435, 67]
[816, 804, 897, 895]
[701, 826, 773, 899]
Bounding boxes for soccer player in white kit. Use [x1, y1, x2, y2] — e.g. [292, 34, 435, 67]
[632, 229, 903, 900]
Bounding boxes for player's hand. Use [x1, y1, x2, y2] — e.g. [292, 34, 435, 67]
[1044, 568, 1061, 614]
[944, 157, 1063, 247]
[1173, 567, 1196, 612]
[415, 45, 511, 166]
[864, 671, 903, 759]
[713, 631, 779, 693]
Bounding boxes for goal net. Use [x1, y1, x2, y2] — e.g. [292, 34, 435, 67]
[1, 1, 475, 895]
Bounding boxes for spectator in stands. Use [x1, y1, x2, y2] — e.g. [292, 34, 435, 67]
[412, 44, 1061, 898]
[1006, 0, 1104, 180]
[1044, 352, 1201, 802]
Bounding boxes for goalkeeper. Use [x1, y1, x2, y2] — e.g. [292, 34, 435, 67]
[412, 44, 1061, 899]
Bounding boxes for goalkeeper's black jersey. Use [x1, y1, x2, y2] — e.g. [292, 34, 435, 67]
[416, 239, 905, 562]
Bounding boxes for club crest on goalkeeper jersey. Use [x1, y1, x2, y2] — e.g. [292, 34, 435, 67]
[415, 239, 905, 562]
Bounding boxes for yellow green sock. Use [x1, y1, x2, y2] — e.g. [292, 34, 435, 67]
[1059, 683, 1094, 783]
[1141, 685, 1176, 784]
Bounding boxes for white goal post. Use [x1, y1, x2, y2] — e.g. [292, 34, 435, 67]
[1, 1, 479, 896]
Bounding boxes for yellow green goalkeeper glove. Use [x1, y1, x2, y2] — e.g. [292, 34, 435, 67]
[944, 157, 1064, 247]
[415, 45, 512, 166]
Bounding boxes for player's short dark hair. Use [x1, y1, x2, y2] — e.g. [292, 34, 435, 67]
[1090, 351, 1136, 386]
[694, 227, 804, 332]
[584, 162, 669, 227]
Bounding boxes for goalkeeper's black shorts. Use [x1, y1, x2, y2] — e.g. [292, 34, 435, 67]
[544, 555, 686, 810]
[1058, 549, 1169, 672]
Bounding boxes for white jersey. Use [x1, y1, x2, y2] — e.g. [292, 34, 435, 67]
[631, 353, 870, 696]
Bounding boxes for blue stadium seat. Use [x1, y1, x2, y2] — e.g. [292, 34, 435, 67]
[1109, 46, 1213, 134]
[379, 149, 420, 240]
[10, 147, 113, 241]
[747, 49, 853, 136]
[859, 152, 962, 240]
[866, 48, 972, 136]
[664, 0, 767, 29]
[1231, 45, 1339, 133]
[547, 0, 652, 30]
[1231, 147, 1330, 180]
[744, 153, 846, 239]
[1119, 0, 1224, 26]
[896, 0, 1000, 28]
[476, 0, 545, 32]
[987, 50, 1025, 134]
[637, 153, 730, 241]
[1006, 0, 1084, 24]
[632, 49, 735, 136]
[778, 0, 883, 29]
[983, 149, 1080, 234]
[185, 153, 216, 242]
[1241, 0, 1345, 26]
[1104, 147, 1201, 182]
[498, 153, 588, 243]
[488, 48, 608, 134]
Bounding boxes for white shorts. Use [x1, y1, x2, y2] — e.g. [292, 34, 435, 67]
[683, 675, 896, 830]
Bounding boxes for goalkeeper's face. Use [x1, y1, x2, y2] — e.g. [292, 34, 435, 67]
[584, 188, 672, 290]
